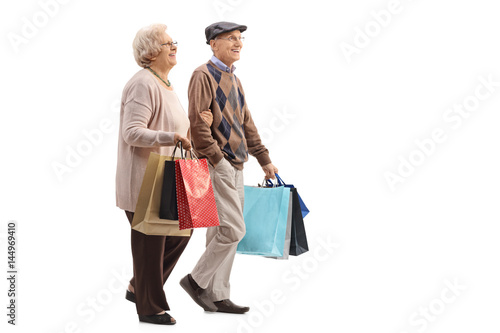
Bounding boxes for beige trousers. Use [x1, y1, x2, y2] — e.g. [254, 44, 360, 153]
[191, 157, 245, 301]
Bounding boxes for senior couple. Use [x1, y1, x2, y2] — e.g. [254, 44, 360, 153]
[115, 22, 278, 325]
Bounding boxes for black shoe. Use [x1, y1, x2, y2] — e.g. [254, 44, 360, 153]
[125, 290, 136, 303]
[138, 312, 176, 325]
[214, 299, 250, 314]
[179, 274, 217, 312]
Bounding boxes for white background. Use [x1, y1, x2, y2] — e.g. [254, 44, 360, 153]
[1, 0, 500, 332]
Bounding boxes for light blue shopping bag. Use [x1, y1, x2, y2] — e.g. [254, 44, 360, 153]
[236, 185, 291, 257]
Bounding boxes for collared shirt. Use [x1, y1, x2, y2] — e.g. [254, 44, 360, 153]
[210, 55, 236, 73]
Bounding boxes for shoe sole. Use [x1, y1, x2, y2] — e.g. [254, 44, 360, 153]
[215, 309, 249, 314]
[179, 276, 217, 312]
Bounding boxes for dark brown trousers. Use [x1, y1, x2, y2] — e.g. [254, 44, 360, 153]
[125, 211, 191, 315]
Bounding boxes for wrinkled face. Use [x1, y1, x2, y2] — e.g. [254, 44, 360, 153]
[154, 31, 177, 69]
[211, 29, 243, 67]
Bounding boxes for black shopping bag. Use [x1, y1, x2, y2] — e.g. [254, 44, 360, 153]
[159, 142, 184, 220]
[159, 159, 178, 220]
[289, 188, 309, 256]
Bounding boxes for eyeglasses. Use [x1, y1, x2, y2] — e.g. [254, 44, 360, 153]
[215, 36, 245, 43]
[160, 41, 178, 48]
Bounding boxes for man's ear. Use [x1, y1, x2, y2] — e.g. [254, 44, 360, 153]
[210, 39, 217, 51]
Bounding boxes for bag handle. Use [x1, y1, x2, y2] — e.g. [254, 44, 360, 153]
[171, 140, 200, 161]
[275, 174, 286, 186]
[186, 149, 198, 160]
[171, 141, 185, 159]
[262, 178, 276, 187]
[265, 173, 285, 187]
[185, 128, 198, 160]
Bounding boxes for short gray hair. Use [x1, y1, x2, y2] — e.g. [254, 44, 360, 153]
[132, 24, 167, 67]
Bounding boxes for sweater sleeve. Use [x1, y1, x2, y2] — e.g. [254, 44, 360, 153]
[239, 83, 272, 167]
[121, 82, 175, 147]
[188, 70, 224, 165]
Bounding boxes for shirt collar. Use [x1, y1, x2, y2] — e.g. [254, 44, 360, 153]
[211, 55, 236, 73]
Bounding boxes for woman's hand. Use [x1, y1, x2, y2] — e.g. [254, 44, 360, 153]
[262, 163, 278, 180]
[174, 133, 192, 150]
[200, 110, 213, 127]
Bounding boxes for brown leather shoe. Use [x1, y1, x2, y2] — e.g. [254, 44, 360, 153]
[179, 275, 217, 312]
[214, 299, 250, 314]
[138, 312, 176, 325]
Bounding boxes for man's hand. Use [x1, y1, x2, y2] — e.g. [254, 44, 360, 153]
[262, 163, 278, 180]
[200, 109, 213, 126]
[174, 133, 192, 150]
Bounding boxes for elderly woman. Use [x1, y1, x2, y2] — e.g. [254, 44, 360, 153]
[116, 24, 212, 325]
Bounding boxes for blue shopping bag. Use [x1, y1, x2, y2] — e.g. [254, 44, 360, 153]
[266, 174, 309, 218]
[237, 185, 291, 257]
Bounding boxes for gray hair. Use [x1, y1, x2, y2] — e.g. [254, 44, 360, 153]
[132, 24, 167, 67]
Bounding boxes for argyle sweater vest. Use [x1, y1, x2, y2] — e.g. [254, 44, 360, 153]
[188, 60, 271, 170]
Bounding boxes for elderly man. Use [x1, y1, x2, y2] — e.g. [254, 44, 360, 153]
[180, 22, 278, 314]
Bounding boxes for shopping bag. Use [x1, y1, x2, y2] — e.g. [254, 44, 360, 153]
[267, 174, 309, 218]
[266, 174, 309, 256]
[175, 154, 220, 230]
[132, 152, 191, 236]
[159, 142, 184, 220]
[266, 192, 293, 259]
[289, 188, 309, 255]
[237, 186, 291, 257]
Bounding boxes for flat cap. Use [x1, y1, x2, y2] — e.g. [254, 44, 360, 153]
[205, 21, 247, 44]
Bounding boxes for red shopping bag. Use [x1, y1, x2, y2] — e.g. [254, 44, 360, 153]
[175, 157, 220, 230]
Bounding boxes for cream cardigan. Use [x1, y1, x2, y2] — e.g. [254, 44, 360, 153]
[116, 68, 189, 212]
